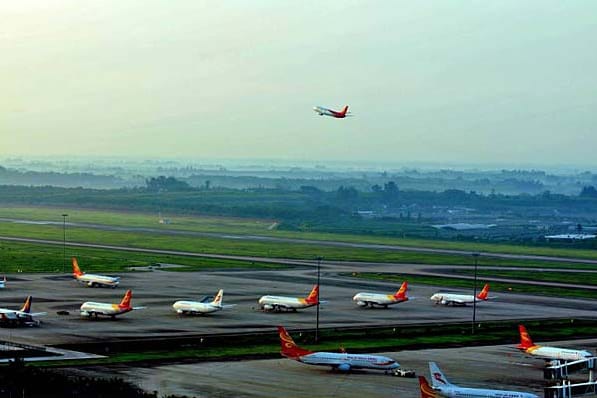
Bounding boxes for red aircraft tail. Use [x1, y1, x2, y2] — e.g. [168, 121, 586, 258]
[277, 326, 313, 358]
[476, 284, 490, 300]
[20, 296, 32, 313]
[419, 376, 440, 398]
[119, 290, 133, 309]
[393, 281, 408, 300]
[340, 105, 349, 116]
[517, 324, 535, 350]
[72, 257, 84, 277]
[305, 285, 319, 305]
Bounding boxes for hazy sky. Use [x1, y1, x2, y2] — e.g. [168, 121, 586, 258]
[2, 1, 596, 165]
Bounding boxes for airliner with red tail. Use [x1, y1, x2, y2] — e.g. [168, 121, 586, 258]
[72, 257, 120, 288]
[259, 285, 320, 312]
[419, 362, 538, 398]
[353, 281, 409, 308]
[313, 105, 351, 118]
[517, 324, 592, 361]
[278, 326, 399, 372]
[80, 290, 145, 318]
[430, 284, 492, 306]
[0, 296, 46, 326]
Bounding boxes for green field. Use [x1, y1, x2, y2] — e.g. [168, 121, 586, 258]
[455, 269, 597, 286]
[2, 206, 597, 261]
[350, 272, 597, 299]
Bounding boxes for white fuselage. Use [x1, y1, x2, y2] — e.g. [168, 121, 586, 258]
[434, 385, 538, 398]
[523, 345, 593, 361]
[80, 302, 129, 317]
[353, 292, 404, 307]
[76, 273, 120, 288]
[173, 301, 221, 315]
[259, 295, 313, 311]
[297, 352, 399, 371]
[430, 293, 482, 306]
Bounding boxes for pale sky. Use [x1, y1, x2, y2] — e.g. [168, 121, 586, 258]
[2, 1, 596, 165]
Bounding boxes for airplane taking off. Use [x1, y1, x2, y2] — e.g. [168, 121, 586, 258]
[430, 284, 491, 306]
[173, 289, 236, 315]
[278, 326, 399, 373]
[419, 362, 539, 398]
[353, 281, 409, 308]
[259, 285, 320, 312]
[0, 296, 47, 326]
[72, 257, 120, 288]
[313, 105, 351, 118]
[517, 324, 592, 361]
[80, 290, 145, 319]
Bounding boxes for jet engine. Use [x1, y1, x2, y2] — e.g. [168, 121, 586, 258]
[337, 363, 351, 372]
[262, 304, 274, 311]
[356, 301, 367, 307]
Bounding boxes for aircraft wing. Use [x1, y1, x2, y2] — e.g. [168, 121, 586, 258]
[0, 312, 18, 320]
[132, 306, 147, 310]
[27, 312, 47, 317]
[222, 304, 236, 309]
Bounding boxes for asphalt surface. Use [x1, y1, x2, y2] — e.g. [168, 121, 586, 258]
[3, 265, 597, 346]
[85, 338, 597, 398]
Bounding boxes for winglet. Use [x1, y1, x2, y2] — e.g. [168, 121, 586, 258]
[394, 281, 408, 300]
[305, 285, 319, 305]
[517, 324, 535, 350]
[277, 326, 313, 358]
[72, 257, 84, 277]
[419, 376, 440, 398]
[20, 296, 32, 313]
[119, 290, 132, 309]
[476, 283, 490, 300]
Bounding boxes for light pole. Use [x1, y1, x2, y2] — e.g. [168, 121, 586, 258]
[62, 214, 68, 273]
[315, 256, 322, 344]
[471, 252, 480, 334]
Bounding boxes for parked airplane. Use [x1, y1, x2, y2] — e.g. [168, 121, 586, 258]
[0, 276, 6, 289]
[72, 257, 120, 288]
[80, 290, 144, 318]
[419, 362, 539, 398]
[173, 289, 236, 315]
[278, 326, 399, 373]
[430, 284, 491, 306]
[353, 281, 409, 308]
[517, 324, 592, 361]
[313, 105, 351, 118]
[259, 285, 320, 312]
[0, 296, 46, 326]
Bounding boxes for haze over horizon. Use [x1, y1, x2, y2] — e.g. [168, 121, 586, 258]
[2, 1, 596, 165]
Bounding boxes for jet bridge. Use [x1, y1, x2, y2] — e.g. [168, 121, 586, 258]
[544, 357, 597, 398]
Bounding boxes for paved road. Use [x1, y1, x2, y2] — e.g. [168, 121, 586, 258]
[2, 217, 597, 264]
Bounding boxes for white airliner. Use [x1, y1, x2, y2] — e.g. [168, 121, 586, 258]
[517, 324, 592, 361]
[0, 296, 47, 326]
[430, 284, 491, 306]
[0, 276, 6, 289]
[353, 281, 409, 308]
[80, 290, 145, 318]
[419, 362, 539, 398]
[312, 105, 351, 118]
[72, 257, 120, 288]
[173, 289, 236, 315]
[259, 285, 320, 312]
[278, 326, 399, 372]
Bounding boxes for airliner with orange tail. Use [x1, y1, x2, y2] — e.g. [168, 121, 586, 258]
[173, 289, 236, 315]
[0, 296, 46, 326]
[353, 281, 409, 308]
[517, 324, 592, 361]
[278, 326, 399, 372]
[419, 362, 538, 398]
[80, 290, 145, 318]
[72, 257, 120, 288]
[259, 285, 320, 312]
[313, 105, 351, 118]
[430, 284, 492, 306]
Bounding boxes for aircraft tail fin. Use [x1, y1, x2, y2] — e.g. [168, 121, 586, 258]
[212, 289, 224, 307]
[419, 376, 440, 398]
[72, 257, 84, 277]
[517, 324, 535, 350]
[476, 283, 490, 300]
[341, 105, 349, 115]
[394, 281, 408, 300]
[429, 362, 453, 388]
[20, 296, 32, 313]
[119, 290, 132, 308]
[305, 285, 319, 305]
[277, 326, 313, 358]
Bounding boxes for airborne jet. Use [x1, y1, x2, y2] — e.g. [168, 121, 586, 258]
[313, 105, 351, 118]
